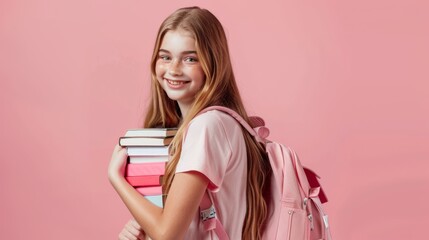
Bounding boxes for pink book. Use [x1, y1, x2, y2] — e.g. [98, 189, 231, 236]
[126, 162, 166, 177]
[135, 186, 163, 196]
[126, 175, 162, 187]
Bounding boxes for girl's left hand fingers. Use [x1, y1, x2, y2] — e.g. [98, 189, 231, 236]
[114, 143, 123, 152]
[108, 144, 128, 178]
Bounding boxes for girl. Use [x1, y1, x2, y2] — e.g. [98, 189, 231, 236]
[108, 6, 271, 240]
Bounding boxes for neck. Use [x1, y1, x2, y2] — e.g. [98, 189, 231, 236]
[177, 101, 191, 120]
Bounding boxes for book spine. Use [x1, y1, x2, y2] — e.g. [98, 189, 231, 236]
[129, 156, 169, 164]
[126, 162, 166, 176]
[119, 137, 172, 147]
[135, 186, 163, 195]
[126, 175, 162, 187]
[127, 146, 169, 156]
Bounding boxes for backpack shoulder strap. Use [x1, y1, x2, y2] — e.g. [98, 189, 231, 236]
[200, 192, 229, 240]
[198, 106, 269, 143]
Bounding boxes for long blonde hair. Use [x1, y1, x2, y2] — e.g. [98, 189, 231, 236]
[143, 6, 271, 239]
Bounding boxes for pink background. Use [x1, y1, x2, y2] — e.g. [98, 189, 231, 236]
[1, 0, 428, 239]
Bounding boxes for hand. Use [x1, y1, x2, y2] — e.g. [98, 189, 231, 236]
[118, 219, 145, 240]
[108, 144, 128, 181]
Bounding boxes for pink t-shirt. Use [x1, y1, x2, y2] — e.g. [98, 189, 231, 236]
[176, 110, 247, 239]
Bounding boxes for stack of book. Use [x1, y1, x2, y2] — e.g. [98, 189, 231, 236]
[119, 128, 177, 208]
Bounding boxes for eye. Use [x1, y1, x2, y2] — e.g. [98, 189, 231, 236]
[184, 56, 198, 63]
[159, 55, 171, 61]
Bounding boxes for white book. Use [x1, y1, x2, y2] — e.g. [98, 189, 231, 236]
[124, 128, 177, 138]
[119, 137, 173, 147]
[127, 146, 169, 156]
[129, 155, 169, 164]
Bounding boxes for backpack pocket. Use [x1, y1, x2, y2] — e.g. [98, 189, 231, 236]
[277, 203, 308, 240]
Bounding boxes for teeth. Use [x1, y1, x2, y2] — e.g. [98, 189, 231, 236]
[166, 79, 186, 85]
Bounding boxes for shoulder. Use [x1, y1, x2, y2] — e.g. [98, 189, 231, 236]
[186, 110, 243, 140]
[184, 110, 242, 148]
[188, 110, 240, 131]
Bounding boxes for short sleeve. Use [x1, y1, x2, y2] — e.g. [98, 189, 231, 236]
[176, 111, 232, 191]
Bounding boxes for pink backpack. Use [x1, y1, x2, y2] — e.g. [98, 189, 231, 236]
[198, 106, 332, 240]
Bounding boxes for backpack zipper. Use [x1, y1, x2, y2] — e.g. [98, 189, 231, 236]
[286, 210, 294, 240]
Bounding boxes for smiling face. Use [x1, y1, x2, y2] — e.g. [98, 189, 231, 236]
[155, 29, 205, 115]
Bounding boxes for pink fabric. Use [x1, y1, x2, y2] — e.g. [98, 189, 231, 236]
[176, 110, 247, 240]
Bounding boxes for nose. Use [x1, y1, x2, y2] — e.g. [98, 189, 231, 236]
[168, 59, 182, 76]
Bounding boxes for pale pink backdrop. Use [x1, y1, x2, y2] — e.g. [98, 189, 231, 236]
[1, 0, 428, 239]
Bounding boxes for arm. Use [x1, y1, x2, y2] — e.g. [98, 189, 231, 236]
[108, 144, 208, 240]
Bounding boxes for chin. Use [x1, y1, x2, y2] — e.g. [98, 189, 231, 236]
[165, 93, 182, 102]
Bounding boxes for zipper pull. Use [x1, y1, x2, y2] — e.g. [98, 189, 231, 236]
[308, 214, 314, 230]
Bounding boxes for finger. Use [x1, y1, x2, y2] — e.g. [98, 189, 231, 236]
[118, 233, 129, 240]
[114, 143, 126, 153]
[137, 231, 145, 240]
[125, 221, 141, 236]
[120, 147, 128, 157]
[129, 220, 145, 240]
[129, 219, 142, 230]
[117, 146, 128, 158]
[111, 144, 128, 161]
[119, 230, 132, 240]
[120, 229, 138, 240]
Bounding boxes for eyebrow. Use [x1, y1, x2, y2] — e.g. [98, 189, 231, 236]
[159, 49, 197, 55]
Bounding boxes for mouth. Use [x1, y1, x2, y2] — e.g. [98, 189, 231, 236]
[165, 78, 190, 86]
